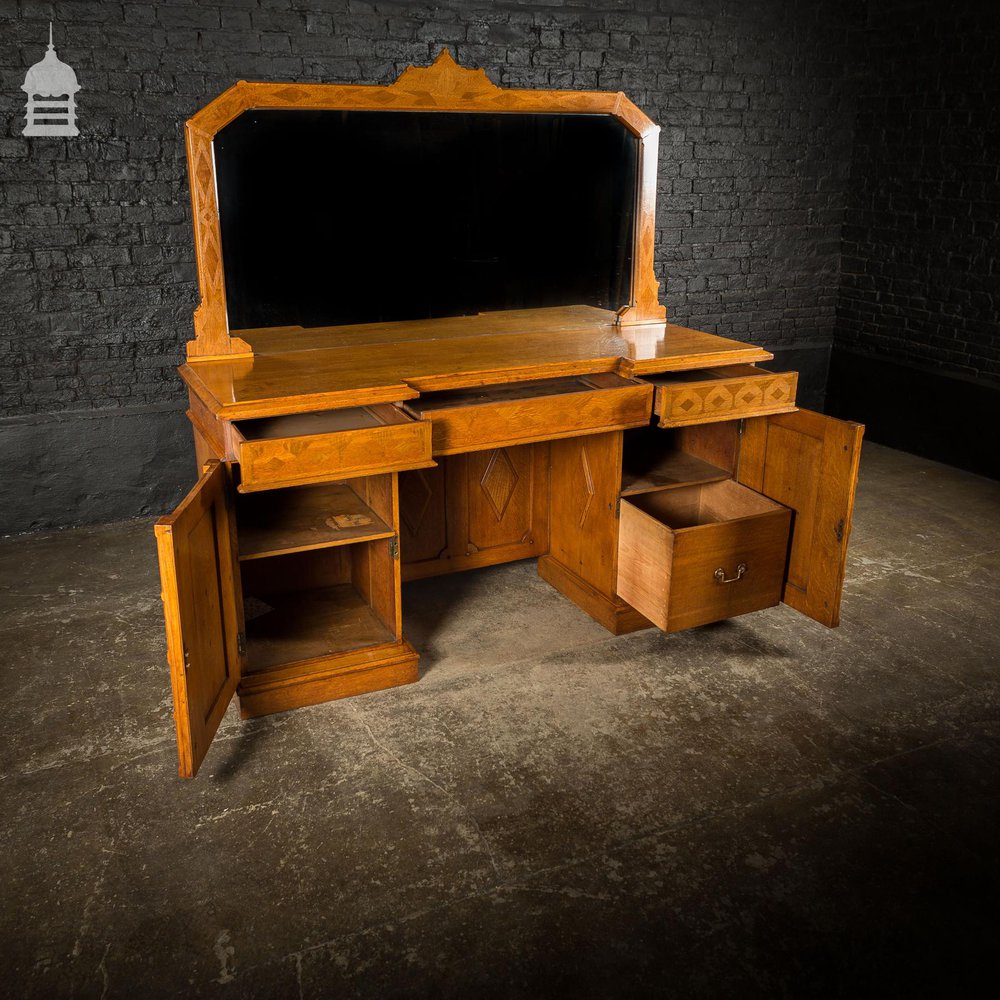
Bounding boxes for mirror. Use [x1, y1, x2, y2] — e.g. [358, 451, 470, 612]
[214, 109, 638, 332]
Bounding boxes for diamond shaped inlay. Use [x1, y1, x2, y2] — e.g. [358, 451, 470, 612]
[399, 470, 433, 537]
[679, 398, 696, 412]
[480, 449, 518, 521]
[579, 444, 595, 527]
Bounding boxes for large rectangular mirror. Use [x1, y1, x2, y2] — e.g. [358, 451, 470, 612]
[213, 110, 639, 332]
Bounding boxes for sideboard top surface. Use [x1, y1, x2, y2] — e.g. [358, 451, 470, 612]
[181, 306, 773, 420]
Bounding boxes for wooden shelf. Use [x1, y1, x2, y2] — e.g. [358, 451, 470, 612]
[237, 482, 395, 561]
[243, 583, 395, 674]
[621, 451, 730, 496]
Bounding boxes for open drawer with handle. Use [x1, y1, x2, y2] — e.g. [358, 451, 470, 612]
[229, 403, 433, 493]
[402, 372, 653, 455]
[615, 408, 865, 634]
[616, 480, 792, 633]
[644, 364, 798, 428]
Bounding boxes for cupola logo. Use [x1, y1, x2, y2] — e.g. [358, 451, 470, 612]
[22, 22, 80, 137]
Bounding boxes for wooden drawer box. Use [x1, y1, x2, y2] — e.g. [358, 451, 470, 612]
[616, 480, 792, 633]
[403, 373, 652, 455]
[645, 365, 797, 428]
[231, 404, 433, 493]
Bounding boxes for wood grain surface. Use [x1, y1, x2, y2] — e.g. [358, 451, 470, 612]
[617, 481, 792, 633]
[182, 313, 772, 421]
[154, 461, 244, 778]
[649, 364, 799, 427]
[737, 408, 864, 627]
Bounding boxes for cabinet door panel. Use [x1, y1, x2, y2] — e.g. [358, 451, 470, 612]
[398, 465, 448, 565]
[738, 409, 864, 627]
[466, 445, 543, 553]
[155, 461, 243, 778]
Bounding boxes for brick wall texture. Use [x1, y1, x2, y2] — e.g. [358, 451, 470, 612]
[836, 0, 1000, 384]
[0, 0, 993, 421]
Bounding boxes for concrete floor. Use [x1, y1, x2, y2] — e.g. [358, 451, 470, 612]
[1, 442, 998, 999]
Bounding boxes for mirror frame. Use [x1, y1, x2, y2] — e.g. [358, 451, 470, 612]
[184, 49, 665, 360]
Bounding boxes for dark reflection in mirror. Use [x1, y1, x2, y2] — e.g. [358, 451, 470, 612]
[214, 110, 637, 331]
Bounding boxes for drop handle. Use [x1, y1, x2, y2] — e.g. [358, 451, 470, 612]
[714, 562, 747, 585]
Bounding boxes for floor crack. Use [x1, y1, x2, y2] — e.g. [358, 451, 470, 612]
[351, 705, 503, 881]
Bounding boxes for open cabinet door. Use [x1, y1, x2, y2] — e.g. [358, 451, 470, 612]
[737, 409, 864, 627]
[155, 461, 244, 778]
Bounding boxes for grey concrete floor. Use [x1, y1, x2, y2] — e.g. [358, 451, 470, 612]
[1, 442, 998, 999]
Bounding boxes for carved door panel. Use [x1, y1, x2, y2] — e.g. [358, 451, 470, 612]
[154, 461, 244, 778]
[548, 431, 623, 595]
[400, 445, 548, 579]
[398, 464, 448, 565]
[465, 445, 547, 556]
[738, 408, 864, 627]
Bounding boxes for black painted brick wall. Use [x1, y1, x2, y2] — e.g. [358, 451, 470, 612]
[836, 0, 1000, 384]
[1, 0, 859, 419]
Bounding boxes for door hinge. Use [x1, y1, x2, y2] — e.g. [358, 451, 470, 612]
[834, 518, 845, 544]
[738, 418, 745, 437]
[389, 537, 399, 560]
[237, 631, 247, 657]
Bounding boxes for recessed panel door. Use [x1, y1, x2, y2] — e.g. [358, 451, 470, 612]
[154, 461, 244, 778]
[738, 409, 864, 627]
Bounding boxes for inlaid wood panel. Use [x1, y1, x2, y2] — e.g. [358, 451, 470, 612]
[400, 446, 549, 580]
[185, 127, 247, 359]
[232, 404, 433, 492]
[466, 445, 546, 555]
[648, 365, 798, 428]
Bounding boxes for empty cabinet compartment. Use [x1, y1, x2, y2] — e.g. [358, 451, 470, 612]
[617, 479, 792, 633]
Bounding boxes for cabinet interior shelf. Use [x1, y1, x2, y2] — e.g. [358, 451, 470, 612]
[236, 481, 395, 561]
[621, 451, 731, 497]
[243, 583, 395, 674]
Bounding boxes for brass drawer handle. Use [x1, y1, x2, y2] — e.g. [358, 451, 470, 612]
[714, 563, 747, 585]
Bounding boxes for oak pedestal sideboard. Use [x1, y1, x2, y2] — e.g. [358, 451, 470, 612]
[156, 53, 863, 777]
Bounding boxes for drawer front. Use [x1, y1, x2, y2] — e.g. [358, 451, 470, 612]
[617, 498, 791, 633]
[651, 366, 797, 428]
[238, 420, 432, 492]
[423, 382, 652, 455]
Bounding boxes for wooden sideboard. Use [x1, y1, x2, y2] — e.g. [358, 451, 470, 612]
[156, 54, 863, 777]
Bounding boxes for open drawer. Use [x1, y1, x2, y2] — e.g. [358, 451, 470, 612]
[645, 364, 797, 428]
[230, 403, 433, 493]
[616, 480, 792, 633]
[402, 372, 653, 455]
